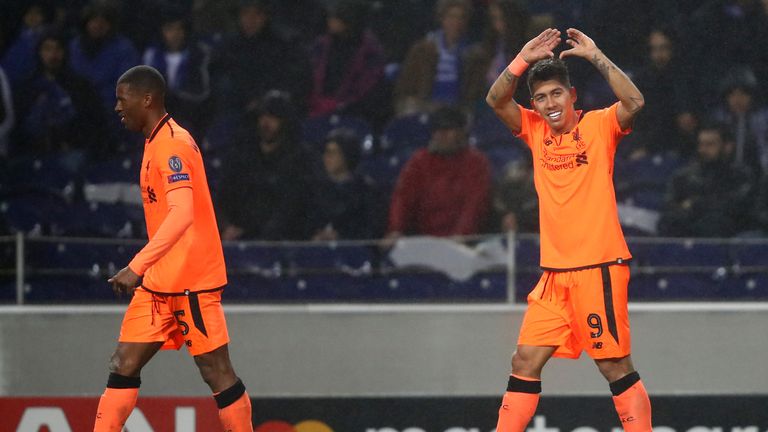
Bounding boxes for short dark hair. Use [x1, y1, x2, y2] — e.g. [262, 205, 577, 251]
[527, 58, 571, 96]
[117, 65, 166, 100]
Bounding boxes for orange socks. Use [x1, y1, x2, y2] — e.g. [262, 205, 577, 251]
[496, 374, 541, 432]
[93, 374, 140, 432]
[214, 379, 253, 432]
[611, 372, 652, 431]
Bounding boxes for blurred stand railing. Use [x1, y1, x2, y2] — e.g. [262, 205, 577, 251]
[1, 234, 768, 304]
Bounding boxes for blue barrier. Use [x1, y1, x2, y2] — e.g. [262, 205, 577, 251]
[1, 235, 767, 303]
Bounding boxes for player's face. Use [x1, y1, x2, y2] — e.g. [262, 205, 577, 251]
[531, 80, 578, 134]
[115, 83, 145, 132]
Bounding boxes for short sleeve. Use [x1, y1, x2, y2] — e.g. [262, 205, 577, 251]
[515, 104, 539, 149]
[605, 102, 631, 139]
[590, 103, 631, 153]
[156, 139, 195, 194]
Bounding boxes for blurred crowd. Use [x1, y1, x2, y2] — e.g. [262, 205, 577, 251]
[1, 0, 768, 241]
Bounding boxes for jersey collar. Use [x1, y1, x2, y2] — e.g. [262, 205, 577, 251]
[147, 113, 171, 143]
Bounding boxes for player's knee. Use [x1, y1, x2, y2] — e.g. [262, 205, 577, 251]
[196, 357, 234, 388]
[109, 352, 141, 376]
[595, 356, 634, 382]
[511, 351, 539, 377]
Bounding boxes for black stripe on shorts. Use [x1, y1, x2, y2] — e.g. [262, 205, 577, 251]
[188, 292, 208, 337]
[600, 265, 620, 344]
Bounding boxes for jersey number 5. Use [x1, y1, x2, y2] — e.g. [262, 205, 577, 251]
[174, 309, 190, 335]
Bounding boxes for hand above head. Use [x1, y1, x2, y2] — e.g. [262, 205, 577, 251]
[108, 266, 141, 297]
[519, 28, 562, 63]
[559, 28, 599, 60]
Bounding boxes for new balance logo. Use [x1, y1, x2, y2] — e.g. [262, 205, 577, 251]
[592, 342, 603, 349]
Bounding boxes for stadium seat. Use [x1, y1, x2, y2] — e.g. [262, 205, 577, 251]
[23, 275, 115, 303]
[61, 201, 143, 238]
[4, 155, 79, 196]
[484, 145, 526, 179]
[470, 112, 516, 149]
[614, 152, 682, 210]
[514, 236, 540, 270]
[0, 191, 70, 235]
[358, 147, 414, 188]
[302, 114, 373, 149]
[630, 272, 723, 300]
[223, 243, 284, 274]
[722, 273, 768, 299]
[285, 244, 375, 273]
[379, 112, 430, 154]
[0, 279, 15, 303]
[731, 241, 768, 267]
[83, 154, 139, 184]
[201, 115, 240, 155]
[633, 239, 731, 267]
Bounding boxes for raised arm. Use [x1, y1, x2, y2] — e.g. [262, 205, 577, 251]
[559, 28, 644, 130]
[486, 28, 561, 134]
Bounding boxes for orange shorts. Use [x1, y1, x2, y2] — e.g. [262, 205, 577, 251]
[518, 264, 631, 359]
[119, 287, 230, 356]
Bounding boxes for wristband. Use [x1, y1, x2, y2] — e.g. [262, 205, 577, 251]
[507, 55, 529, 77]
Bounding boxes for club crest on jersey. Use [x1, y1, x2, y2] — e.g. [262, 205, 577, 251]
[572, 128, 586, 150]
[168, 155, 183, 173]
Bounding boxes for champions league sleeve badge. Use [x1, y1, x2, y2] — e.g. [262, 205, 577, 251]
[168, 155, 183, 173]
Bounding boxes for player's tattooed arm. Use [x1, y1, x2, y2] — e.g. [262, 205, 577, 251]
[560, 28, 644, 128]
[486, 67, 523, 133]
[488, 70, 519, 103]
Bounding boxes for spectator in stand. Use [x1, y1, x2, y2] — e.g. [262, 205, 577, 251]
[14, 31, 106, 161]
[142, 8, 211, 138]
[308, 0, 386, 120]
[189, 0, 240, 44]
[711, 65, 768, 175]
[630, 27, 697, 158]
[393, 0, 474, 116]
[684, 0, 764, 108]
[217, 90, 313, 241]
[385, 105, 491, 240]
[492, 155, 539, 234]
[368, 0, 432, 74]
[0, 3, 52, 85]
[210, 0, 310, 118]
[463, 0, 530, 117]
[270, 0, 327, 47]
[658, 123, 756, 237]
[68, 2, 139, 112]
[0, 66, 13, 158]
[309, 128, 381, 241]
